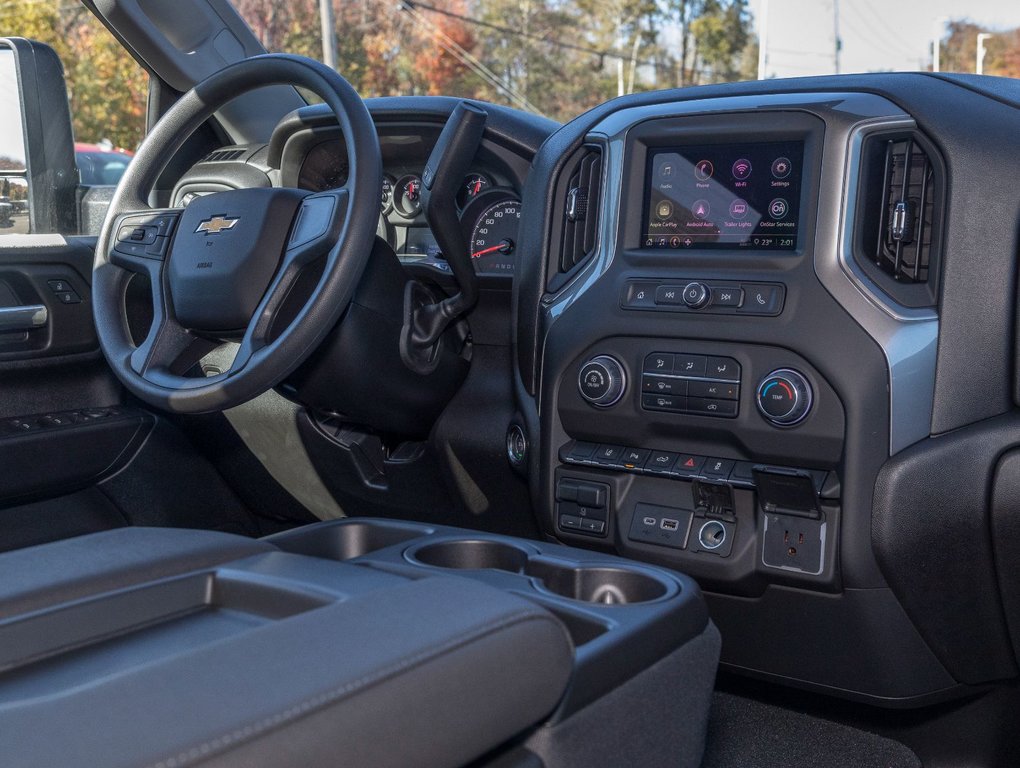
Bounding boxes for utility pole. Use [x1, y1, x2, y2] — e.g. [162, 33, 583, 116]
[833, 0, 841, 74]
[932, 16, 948, 72]
[319, 0, 338, 71]
[757, 0, 770, 80]
[976, 33, 993, 75]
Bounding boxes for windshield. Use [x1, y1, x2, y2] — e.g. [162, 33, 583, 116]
[233, 0, 1020, 122]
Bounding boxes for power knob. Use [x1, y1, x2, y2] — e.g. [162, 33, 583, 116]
[756, 369, 813, 426]
[682, 281, 711, 309]
[578, 355, 626, 407]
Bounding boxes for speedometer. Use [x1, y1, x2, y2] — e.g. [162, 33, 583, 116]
[469, 199, 520, 275]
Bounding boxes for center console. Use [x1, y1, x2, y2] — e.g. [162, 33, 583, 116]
[517, 93, 955, 705]
[0, 523, 718, 768]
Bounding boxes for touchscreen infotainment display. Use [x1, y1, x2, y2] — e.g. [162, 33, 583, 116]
[642, 141, 804, 250]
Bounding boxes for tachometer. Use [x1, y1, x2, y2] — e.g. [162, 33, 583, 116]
[469, 198, 520, 275]
[381, 175, 395, 214]
[394, 174, 423, 218]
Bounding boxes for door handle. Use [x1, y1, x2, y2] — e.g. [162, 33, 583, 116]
[0, 305, 48, 332]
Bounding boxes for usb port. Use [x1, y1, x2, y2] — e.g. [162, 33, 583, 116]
[642, 516, 657, 526]
[661, 518, 679, 531]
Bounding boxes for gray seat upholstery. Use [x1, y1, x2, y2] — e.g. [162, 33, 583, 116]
[0, 528, 575, 768]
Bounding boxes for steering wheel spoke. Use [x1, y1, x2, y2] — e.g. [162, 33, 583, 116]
[229, 189, 350, 376]
[130, 273, 215, 383]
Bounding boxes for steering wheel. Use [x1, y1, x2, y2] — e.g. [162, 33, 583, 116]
[93, 54, 381, 413]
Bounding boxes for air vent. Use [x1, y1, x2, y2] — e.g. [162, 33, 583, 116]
[854, 131, 944, 308]
[874, 138, 935, 283]
[558, 146, 603, 274]
[203, 149, 245, 163]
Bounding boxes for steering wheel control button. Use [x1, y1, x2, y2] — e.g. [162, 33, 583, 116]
[757, 369, 813, 426]
[578, 355, 626, 407]
[682, 282, 711, 309]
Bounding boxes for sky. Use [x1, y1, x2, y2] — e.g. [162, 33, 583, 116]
[746, 0, 1020, 78]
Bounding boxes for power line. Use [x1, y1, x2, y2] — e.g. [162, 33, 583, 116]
[405, 0, 662, 71]
[398, 1, 547, 116]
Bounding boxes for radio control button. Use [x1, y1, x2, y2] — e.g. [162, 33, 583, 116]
[740, 284, 782, 314]
[654, 285, 685, 305]
[682, 281, 711, 308]
[710, 287, 743, 307]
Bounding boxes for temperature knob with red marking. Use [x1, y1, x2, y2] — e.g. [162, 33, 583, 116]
[756, 369, 812, 426]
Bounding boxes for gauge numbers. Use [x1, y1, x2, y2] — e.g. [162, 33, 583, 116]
[470, 198, 520, 275]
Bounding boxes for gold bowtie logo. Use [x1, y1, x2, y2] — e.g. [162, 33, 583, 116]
[196, 216, 239, 235]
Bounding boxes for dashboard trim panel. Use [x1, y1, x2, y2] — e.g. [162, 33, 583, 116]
[544, 93, 938, 456]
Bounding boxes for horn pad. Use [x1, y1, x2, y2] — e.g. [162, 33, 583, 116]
[169, 188, 306, 333]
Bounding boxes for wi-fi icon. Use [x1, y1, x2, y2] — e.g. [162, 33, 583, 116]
[732, 159, 752, 179]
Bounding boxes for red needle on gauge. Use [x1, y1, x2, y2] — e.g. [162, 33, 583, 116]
[471, 239, 512, 259]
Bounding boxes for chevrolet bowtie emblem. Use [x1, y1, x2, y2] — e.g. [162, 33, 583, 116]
[196, 215, 239, 234]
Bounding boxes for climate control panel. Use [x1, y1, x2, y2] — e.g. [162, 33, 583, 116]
[641, 352, 740, 418]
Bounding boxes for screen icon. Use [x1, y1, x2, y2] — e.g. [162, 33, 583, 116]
[660, 162, 674, 178]
[656, 201, 674, 219]
[768, 198, 789, 219]
[729, 198, 749, 219]
[771, 157, 792, 179]
[692, 199, 710, 219]
[732, 159, 752, 180]
[694, 160, 714, 180]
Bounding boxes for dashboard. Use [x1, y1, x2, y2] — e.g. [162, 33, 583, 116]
[168, 79, 1020, 713]
[289, 128, 525, 278]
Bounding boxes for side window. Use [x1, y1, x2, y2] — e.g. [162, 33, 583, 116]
[0, 6, 148, 235]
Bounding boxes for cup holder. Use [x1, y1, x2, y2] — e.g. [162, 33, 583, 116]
[268, 520, 431, 561]
[408, 539, 670, 605]
[411, 540, 531, 573]
[527, 562, 669, 605]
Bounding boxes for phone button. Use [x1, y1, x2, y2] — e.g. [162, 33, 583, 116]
[739, 284, 783, 315]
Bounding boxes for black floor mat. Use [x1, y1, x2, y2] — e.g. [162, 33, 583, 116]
[702, 692, 921, 768]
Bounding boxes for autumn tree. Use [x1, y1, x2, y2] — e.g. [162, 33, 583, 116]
[943, 20, 1020, 78]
